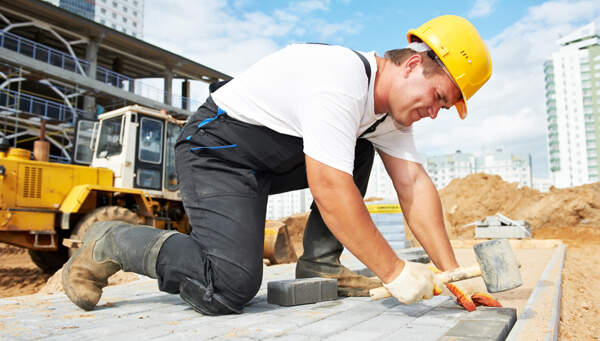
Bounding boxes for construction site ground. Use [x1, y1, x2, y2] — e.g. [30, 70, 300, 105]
[0, 173, 599, 339]
[0, 243, 564, 340]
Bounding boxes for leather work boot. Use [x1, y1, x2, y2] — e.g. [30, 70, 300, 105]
[296, 210, 382, 297]
[62, 221, 177, 311]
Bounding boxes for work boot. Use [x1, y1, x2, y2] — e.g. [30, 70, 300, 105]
[62, 221, 177, 311]
[296, 210, 382, 297]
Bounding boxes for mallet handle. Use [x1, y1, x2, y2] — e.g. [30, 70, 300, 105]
[369, 263, 482, 301]
[437, 263, 481, 284]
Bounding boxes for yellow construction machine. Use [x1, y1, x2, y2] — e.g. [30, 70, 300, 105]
[0, 105, 295, 273]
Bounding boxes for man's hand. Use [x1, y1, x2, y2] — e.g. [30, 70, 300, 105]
[383, 261, 443, 305]
[445, 281, 502, 311]
[429, 267, 502, 311]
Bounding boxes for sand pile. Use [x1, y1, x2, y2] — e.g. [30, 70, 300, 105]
[0, 244, 52, 298]
[277, 212, 309, 257]
[439, 173, 600, 239]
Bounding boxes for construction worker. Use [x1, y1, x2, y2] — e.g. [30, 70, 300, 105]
[63, 15, 501, 315]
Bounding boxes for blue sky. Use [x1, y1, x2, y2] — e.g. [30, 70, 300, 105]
[144, 0, 600, 179]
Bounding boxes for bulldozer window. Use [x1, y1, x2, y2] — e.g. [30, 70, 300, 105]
[74, 120, 95, 164]
[164, 122, 179, 191]
[136, 168, 161, 189]
[96, 116, 123, 158]
[138, 117, 163, 164]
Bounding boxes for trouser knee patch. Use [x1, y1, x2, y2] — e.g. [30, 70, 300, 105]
[179, 277, 243, 316]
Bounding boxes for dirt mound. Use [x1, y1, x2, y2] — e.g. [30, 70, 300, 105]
[0, 244, 27, 256]
[439, 173, 600, 239]
[0, 267, 51, 298]
[277, 212, 309, 257]
[0, 244, 52, 298]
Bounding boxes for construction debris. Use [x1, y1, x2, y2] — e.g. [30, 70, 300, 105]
[474, 214, 532, 239]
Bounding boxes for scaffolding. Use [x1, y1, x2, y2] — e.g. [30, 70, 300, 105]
[0, 0, 231, 162]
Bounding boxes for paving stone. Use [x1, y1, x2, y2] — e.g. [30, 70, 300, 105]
[292, 318, 355, 337]
[382, 300, 434, 317]
[383, 295, 450, 317]
[324, 330, 386, 341]
[327, 300, 393, 323]
[433, 299, 465, 311]
[382, 324, 448, 341]
[269, 335, 322, 341]
[411, 307, 467, 328]
[268, 278, 338, 307]
[466, 307, 517, 324]
[343, 313, 414, 334]
[442, 320, 511, 340]
[0, 248, 545, 340]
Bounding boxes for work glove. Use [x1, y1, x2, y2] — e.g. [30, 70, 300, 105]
[383, 261, 444, 305]
[429, 267, 502, 312]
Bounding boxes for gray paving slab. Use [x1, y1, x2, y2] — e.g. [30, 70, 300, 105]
[0, 248, 543, 340]
[267, 278, 337, 306]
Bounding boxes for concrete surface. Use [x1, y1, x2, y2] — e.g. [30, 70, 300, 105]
[0, 247, 551, 341]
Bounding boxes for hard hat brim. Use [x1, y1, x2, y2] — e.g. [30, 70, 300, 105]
[455, 99, 467, 120]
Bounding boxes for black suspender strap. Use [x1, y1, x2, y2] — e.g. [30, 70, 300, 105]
[306, 43, 385, 138]
[350, 49, 371, 87]
[306, 43, 371, 87]
[211, 43, 386, 137]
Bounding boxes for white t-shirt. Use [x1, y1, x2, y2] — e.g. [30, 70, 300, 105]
[212, 44, 419, 175]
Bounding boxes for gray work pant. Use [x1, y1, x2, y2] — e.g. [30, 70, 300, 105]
[156, 96, 375, 308]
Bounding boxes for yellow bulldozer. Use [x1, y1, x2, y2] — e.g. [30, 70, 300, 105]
[0, 105, 295, 273]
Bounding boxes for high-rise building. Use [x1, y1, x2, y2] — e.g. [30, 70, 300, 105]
[421, 149, 532, 189]
[43, 0, 144, 38]
[422, 150, 475, 189]
[364, 155, 396, 201]
[544, 20, 600, 188]
[265, 148, 533, 220]
[266, 190, 312, 220]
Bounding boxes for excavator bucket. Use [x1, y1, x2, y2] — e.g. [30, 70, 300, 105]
[264, 221, 297, 265]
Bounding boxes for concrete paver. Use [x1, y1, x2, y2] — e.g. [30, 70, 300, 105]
[0, 249, 524, 340]
[267, 278, 338, 306]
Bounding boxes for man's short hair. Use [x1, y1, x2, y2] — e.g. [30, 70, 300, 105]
[384, 49, 445, 78]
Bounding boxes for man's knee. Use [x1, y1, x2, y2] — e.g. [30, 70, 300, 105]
[215, 261, 263, 305]
[176, 261, 262, 316]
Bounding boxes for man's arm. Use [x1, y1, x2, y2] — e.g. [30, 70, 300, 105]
[377, 150, 459, 272]
[305, 155, 405, 283]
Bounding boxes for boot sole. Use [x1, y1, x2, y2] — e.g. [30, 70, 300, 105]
[62, 221, 126, 311]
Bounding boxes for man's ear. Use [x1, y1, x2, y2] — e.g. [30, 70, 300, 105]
[403, 54, 423, 77]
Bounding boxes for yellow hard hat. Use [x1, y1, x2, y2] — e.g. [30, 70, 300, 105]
[407, 15, 492, 119]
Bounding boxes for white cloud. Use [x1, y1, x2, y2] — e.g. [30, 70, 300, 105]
[142, 0, 600, 179]
[527, 0, 599, 24]
[300, 18, 362, 41]
[143, 0, 364, 103]
[415, 0, 600, 177]
[467, 0, 497, 18]
[290, 0, 331, 14]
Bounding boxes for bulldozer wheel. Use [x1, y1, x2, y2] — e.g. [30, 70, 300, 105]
[68, 206, 144, 257]
[28, 247, 69, 274]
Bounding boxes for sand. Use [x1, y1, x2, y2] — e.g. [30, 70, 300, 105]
[0, 245, 140, 297]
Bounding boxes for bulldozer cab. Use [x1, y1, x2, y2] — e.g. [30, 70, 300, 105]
[75, 106, 184, 200]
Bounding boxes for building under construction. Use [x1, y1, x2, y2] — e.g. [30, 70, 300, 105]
[0, 0, 230, 164]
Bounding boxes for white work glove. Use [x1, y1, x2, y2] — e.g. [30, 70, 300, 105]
[383, 261, 444, 305]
